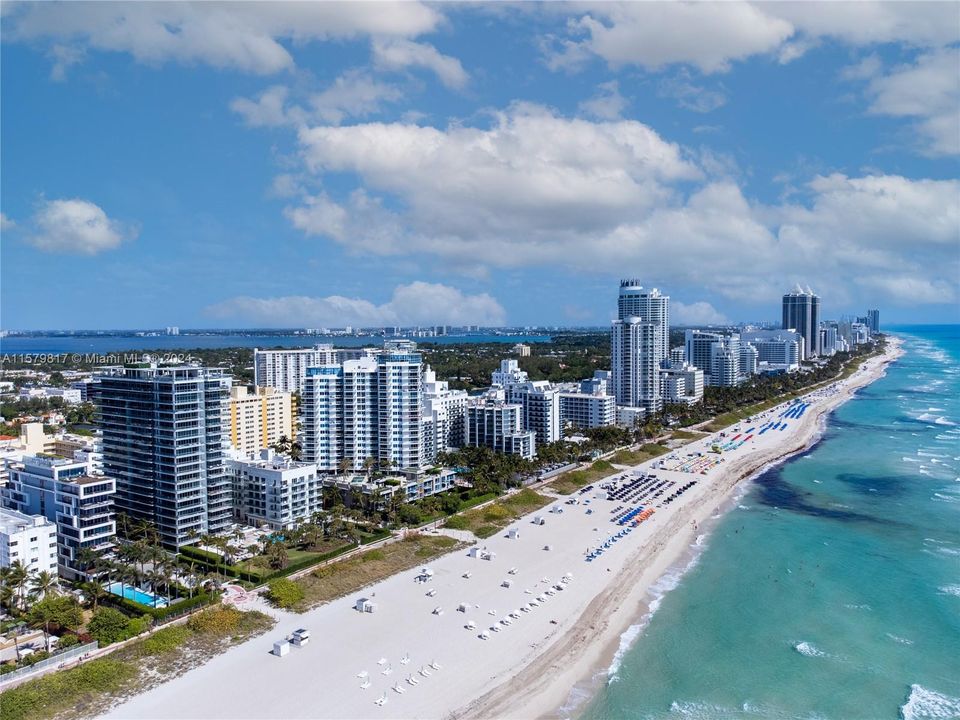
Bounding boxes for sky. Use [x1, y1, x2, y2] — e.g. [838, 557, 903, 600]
[1, 1, 958, 331]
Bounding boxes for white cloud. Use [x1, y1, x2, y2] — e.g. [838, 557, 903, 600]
[230, 85, 296, 127]
[658, 71, 727, 113]
[543, 1, 959, 74]
[282, 105, 958, 310]
[7, 1, 442, 75]
[673, 301, 730, 326]
[231, 71, 403, 128]
[549, 2, 793, 73]
[854, 275, 956, 305]
[372, 38, 469, 89]
[47, 44, 85, 82]
[0, 213, 15, 231]
[309, 69, 404, 124]
[28, 199, 135, 255]
[205, 281, 506, 327]
[864, 48, 960, 156]
[578, 80, 627, 120]
[768, 2, 960, 48]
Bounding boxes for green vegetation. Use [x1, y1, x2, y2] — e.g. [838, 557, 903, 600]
[87, 607, 151, 646]
[670, 429, 707, 442]
[138, 626, 191, 656]
[448, 488, 552, 536]
[550, 460, 616, 495]
[265, 578, 305, 609]
[610, 444, 670, 466]
[0, 607, 273, 720]
[287, 534, 464, 611]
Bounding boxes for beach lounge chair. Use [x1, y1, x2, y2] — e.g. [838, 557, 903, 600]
[479, 631, 490, 640]
[377, 658, 387, 665]
[375, 693, 387, 706]
[358, 671, 369, 678]
[420, 666, 432, 677]
[430, 661, 442, 670]
[400, 654, 410, 665]
[382, 665, 393, 675]
[361, 679, 371, 689]
[393, 683, 405, 694]
[407, 675, 419, 686]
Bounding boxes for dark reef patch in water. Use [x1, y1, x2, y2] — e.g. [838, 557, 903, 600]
[753, 468, 893, 524]
[834, 473, 906, 498]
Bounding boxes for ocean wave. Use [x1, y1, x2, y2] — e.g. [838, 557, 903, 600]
[934, 417, 957, 427]
[938, 584, 960, 597]
[900, 684, 960, 720]
[668, 700, 739, 718]
[932, 493, 958, 503]
[918, 450, 949, 458]
[903, 457, 921, 463]
[606, 623, 642, 682]
[794, 641, 827, 658]
[843, 603, 872, 611]
[887, 633, 914, 645]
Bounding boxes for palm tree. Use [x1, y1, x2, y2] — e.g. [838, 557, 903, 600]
[79, 580, 106, 611]
[29, 570, 58, 602]
[5, 561, 30, 613]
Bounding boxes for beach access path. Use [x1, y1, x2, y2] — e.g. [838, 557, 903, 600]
[96, 340, 901, 720]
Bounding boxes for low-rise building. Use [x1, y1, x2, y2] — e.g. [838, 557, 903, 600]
[2, 455, 115, 579]
[558, 390, 616, 429]
[0, 508, 58, 577]
[465, 395, 536, 460]
[659, 362, 705, 404]
[229, 451, 321, 531]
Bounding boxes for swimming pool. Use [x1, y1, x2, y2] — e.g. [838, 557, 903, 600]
[105, 581, 169, 608]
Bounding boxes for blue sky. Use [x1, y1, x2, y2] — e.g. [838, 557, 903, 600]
[1, 2, 958, 330]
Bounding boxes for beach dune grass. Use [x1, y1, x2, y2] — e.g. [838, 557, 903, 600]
[610, 444, 670, 466]
[289, 533, 466, 611]
[449, 489, 552, 535]
[550, 460, 616, 495]
[0, 608, 273, 720]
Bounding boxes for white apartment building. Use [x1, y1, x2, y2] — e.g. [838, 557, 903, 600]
[2, 455, 115, 579]
[229, 451, 321, 531]
[302, 341, 422, 472]
[617, 280, 670, 360]
[558, 391, 616, 429]
[253, 345, 338, 393]
[710, 340, 741, 388]
[422, 366, 468, 456]
[659, 363, 705, 405]
[740, 343, 759, 376]
[492, 360, 561, 446]
[612, 318, 664, 413]
[19, 386, 83, 404]
[465, 397, 536, 460]
[228, 385, 294, 457]
[0, 508, 58, 577]
[512, 343, 532, 357]
[750, 337, 801, 369]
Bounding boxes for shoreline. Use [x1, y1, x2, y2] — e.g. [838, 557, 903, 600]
[455, 339, 904, 720]
[90, 342, 903, 720]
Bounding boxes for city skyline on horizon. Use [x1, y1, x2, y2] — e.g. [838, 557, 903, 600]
[1, 2, 958, 330]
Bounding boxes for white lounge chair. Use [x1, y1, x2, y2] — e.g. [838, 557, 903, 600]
[400, 654, 410, 665]
[430, 660, 442, 670]
[393, 683, 405, 694]
[419, 666, 432, 677]
[360, 680, 371, 689]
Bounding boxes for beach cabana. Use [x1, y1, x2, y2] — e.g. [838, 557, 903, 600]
[508, 529, 520, 539]
[290, 628, 310, 647]
[532, 516, 545, 525]
[272, 640, 290, 657]
[458, 602, 471, 612]
[543, 544, 553, 551]
[355, 597, 377, 613]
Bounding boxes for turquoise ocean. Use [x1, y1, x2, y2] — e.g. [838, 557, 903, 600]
[581, 325, 960, 720]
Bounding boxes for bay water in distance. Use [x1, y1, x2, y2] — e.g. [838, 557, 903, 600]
[0, 333, 551, 355]
[582, 325, 960, 720]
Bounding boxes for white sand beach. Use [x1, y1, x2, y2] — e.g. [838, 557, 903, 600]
[98, 340, 901, 720]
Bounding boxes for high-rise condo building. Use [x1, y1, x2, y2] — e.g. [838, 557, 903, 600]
[421, 366, 469, 462]
[97, 363, 231, 548]
[612, 318, 664, 413]
[782, 285, 821, 359]
[740, 343, 759, 376]
[491, 360, 561, 446]
[2, 455, 115, 579]
[302, 341, 422, 472]
[617, 280, 670, 360]
[228, 385, 294, 458]
[866, 309, 880, 334]
[253, 345, 338, 394]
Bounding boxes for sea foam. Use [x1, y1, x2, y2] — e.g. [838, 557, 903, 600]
[794, 641, 827, 658]
[900, 684, 960, 720]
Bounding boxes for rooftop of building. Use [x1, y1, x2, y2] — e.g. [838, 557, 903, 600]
[0, 507, 55, 533]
